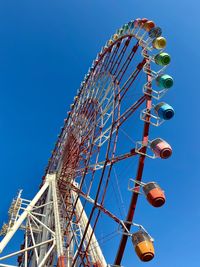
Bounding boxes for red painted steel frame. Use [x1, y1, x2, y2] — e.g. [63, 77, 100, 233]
[64, 41, 149, 266]
[114, 60, 152, 265]
[46, 32, 151, 267]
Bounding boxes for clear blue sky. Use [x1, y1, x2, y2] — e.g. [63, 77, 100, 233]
[0, 0, 199, 266]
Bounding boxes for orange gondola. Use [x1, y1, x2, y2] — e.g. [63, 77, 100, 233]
[132, 231, 155, 262]
[143, 20, 155, 32]
[143, 182, 166, 207]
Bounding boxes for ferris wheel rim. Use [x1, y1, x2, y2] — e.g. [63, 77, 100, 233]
[41, 18, 170, 266]
[59, 30, 151, 267]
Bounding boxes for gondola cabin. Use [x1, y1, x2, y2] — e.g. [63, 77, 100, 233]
[143, 182, 166, 207]
[150, 138, 172, 159]
[132, 231, 155, 262]
[154, 102, 175, 120]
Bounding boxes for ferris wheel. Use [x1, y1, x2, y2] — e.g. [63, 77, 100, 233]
[0, 18, 175, 267]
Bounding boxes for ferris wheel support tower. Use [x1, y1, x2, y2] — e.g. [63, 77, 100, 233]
[0, 174, 107, 267]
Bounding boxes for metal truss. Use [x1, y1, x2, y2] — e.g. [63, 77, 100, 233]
[0, 174, 106, 267]
[0, 18, 173, 267]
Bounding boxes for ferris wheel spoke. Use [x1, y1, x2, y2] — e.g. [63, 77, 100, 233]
[105, 42, 121, 71]
[112, 38, 132, 76]
[62, 127, 103, 232]
[93, 95, 145, 146]
[117, 95, 146, 127]
[76, 149, 137, 176]
[58, 125, 100, 186]
[96, 50, 112, 77]
[71, 101, 120, 266]
[114, 42, 139, 83]
[109, 37, 131, 74]
[91, 73, 114, 104]
[65, 184, 122, 226]
[117, 59, 146, 100]
[81, 131, 120, 259]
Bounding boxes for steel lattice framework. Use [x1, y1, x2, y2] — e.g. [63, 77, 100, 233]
[0, 18, 174, 267]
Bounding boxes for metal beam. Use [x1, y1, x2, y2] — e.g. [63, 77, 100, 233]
[0, 181, 49, 254]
